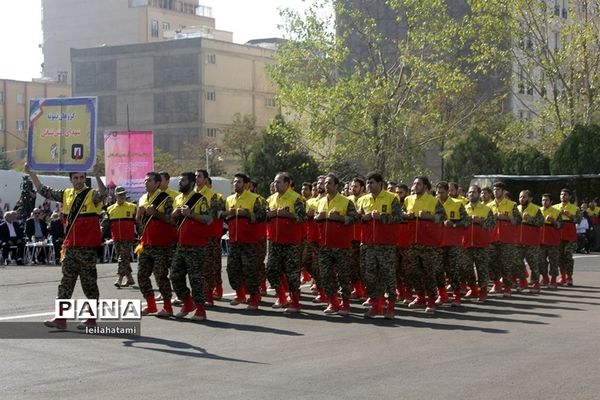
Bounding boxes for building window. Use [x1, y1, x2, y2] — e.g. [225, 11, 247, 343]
[265, 97, 276, 108]
[562, 0, 568, 18]
[0, 91, 4, 104]
[16, 120, 25, 131]
[207, 128, 217, 137]
[206, 91, 216, 101]
[206, 54, 216, 64]
[554, 31, 560, 52]
[162, 22, 170, 31]
[16, 92, 25, 104]
[554, 0, 560, 15]
[151, 20, 159, 37]
[0, 118, 4, 131]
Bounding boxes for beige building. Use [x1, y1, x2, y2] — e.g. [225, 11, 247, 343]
[71, 37, 279, 175]
[42, 0, 232, 81]
[0, 80, 71, 163]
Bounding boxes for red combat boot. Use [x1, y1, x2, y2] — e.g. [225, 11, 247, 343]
[142, 296, 158, 315]
[272, 286, 289, 309]
[175, 295, 196, 318]
[212, 284, 223, 300]
[435, 286, 449, 305]
[384, 298, 395, 319]
[364, 297, 383, 318]
[246, 294, 260, 311]
[339, 297, 350, 316]
[191, 303, 207, 321]
[157, 298, 173, 317]
[408, 292, 427, 309]
[324, 293, 340, 314]
[286, 292, 301, 313]
[451, 289, 461, 307]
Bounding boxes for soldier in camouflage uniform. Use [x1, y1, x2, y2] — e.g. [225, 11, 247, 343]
[224, 173, 266, 310]
[347, 177, 366, 300]
[435, 181, 469, 306]
[102, 186, 137, 288]
[463, 185, 495, 303]
[358, 172, 403, 319]
[539, 194, 562, 289]
[553, 188, 582, 286]
[304, 177, 327, 303]
[314, 174, 357, 315]
[194, 170, 220, 303]
[26, 162, 107, 330]
[207, 176, 226, 305]
[136, 172, 174, 316]
[517, 190, 544, 293]
[488, 181, 522, 297]
[404, 176, 446, 312]
[266, 172, 306, 313]
[170, 172, 214, 321]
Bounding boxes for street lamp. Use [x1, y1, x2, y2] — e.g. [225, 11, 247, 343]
[205, 147, 219, 175]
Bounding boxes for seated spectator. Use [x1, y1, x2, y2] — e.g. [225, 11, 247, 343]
[48, 212, 64, 265]
[0, 211, 25, 265]
[25, 208, 49, 264]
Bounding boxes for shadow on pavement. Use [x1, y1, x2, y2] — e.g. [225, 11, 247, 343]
[121, 335, 267, 364]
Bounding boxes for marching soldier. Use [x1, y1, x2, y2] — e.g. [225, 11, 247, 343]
[224, 173, 266, 310]
[171, 172, 213, 321]
[26, 162, 107, 330]
[553, 189, 581, 286]
[103, 186, 137, 288]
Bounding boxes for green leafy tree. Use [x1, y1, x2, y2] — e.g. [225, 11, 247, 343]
[551, 124, 600, 174]
[270, 0, 503, 177]
[501, 147, 550, 175]
[244, 115, 321, 196]
[444, 130, 503, 186]
[0, 152, 14, 170]
[473, 0, 600, 147]
[221, 113, 262, 165]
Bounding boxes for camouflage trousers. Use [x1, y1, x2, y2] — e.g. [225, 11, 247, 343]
[539, 245, 560, 277]
[489, 243, 522, 287]
[207, 237, 221, 288]
[318, 247, 352, 298]
[227, 243, 259, 295]
[406, 245, 441, 297]
[257, 238, 267, 286]
[137, 245, 172, 300]
[438, 246, 466, 290]
[395, 247, 410, 288]
[464, 247, 489, 288]
[171, 244, 205, 305]
[266, 242, 300, 292]
[519, 245, 542, 282]
[301, 240, 321, 286]
[559, 240, 577, 276]
[58, 247, 99, 299]
[349, 241, 363, 283]
[114, 240, 134, 277]
[363, 244, 397, 301]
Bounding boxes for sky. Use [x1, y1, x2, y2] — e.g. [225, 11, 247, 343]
[0, 0, 316, 81]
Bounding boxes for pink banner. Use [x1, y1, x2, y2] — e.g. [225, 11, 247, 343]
[104, 131, 153, 201]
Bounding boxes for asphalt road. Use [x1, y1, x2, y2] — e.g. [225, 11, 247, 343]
[1, 254, 599, 400]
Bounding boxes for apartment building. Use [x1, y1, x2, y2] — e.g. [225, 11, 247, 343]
[42, 0, 232, 81]
[71, 37, 279, 174]
[0, 79, 71, 162]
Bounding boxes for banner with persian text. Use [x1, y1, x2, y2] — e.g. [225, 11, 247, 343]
[104, 131, 153, 201]
[28, 97, 97, 172]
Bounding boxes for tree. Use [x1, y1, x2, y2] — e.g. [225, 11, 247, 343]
[500, 147, 550, 175]
[244, 115, 321, 196]
[444, 130, 503, 186]
[551, 124, 600, 174]
[0, 152, 14, 170]
[221, 113, 262, 165]
[270, 0, 503, 177]
[154, 147, 180, 175]
[473, 0, 600, 147]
